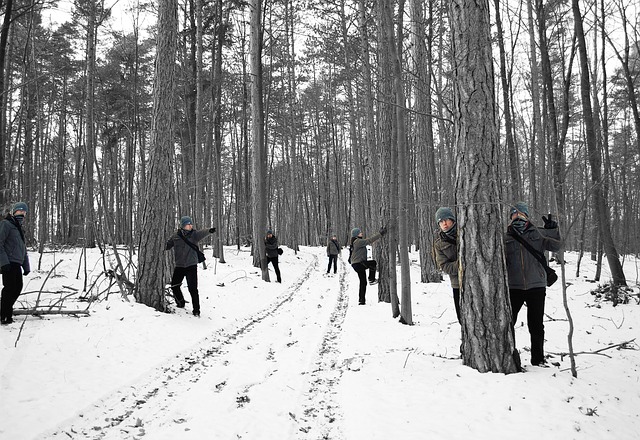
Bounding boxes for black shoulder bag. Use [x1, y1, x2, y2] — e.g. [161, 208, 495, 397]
[510, 231, 558, 287]
[178, 232, 206, 263]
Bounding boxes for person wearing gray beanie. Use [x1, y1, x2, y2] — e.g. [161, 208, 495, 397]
[349, 226, 387, 305]
[505, 201, 561, 366]
[326, 234, 341, 275]
[0, 202, 31, 325]
[432, 207, 461, 323]
[165, 215, 217, 317]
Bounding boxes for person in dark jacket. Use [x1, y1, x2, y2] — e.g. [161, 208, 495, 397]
[0, 202, 31, 325]
[326, 234, 341, 275]
[350, 226, 386, 305]
[165, 216, 216, 316]
[505, 202, 561, 366]
[433, 207, 461, 323]
[265, 229, 282, 283]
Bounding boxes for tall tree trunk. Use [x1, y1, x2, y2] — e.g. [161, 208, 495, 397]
[572, 0, 626, 286]
[340, 0, 365, 231]
[358, 0, 374, 235]
[84, 2, 97, 248]
[450, 0, 520, 374]
[250, 0, 269, 280]
[376, 0, 395, 305]
[0, 0, 13, 207]
[385, 0, 410, 322]
[536, 0, 562, 215]
[136, 0, 178, 310]
[211, 0, 226, 263]
[493, 0, 519, 199]
[526, 0, 541, 208]
[411, 0, 440, 283]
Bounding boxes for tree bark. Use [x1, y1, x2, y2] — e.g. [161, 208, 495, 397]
[250, 0, 269, 280]
[450, 0, 520, 374]
[136, 0, 178, 311]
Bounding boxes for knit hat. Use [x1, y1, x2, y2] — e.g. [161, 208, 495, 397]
[180, 216, 192, 228]
[510, 202, 529, 218]
[266, 229, 273, 235]
[12, 202, 28, 214]
[435, 207, 456, 223]
[351, 227, 361, 238]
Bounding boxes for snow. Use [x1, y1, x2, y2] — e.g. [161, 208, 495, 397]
[1, 245, 639, 440]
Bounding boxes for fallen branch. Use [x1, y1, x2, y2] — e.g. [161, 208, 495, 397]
[13, 309, 91, 317]
[554, 338, 637, 360]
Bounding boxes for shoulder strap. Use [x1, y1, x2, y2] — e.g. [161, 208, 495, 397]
[178, 231, 202, 255]
[510, 230, 549, 270]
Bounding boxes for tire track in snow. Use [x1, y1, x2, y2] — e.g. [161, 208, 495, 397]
[295, 256, 351, 439]
[47, 253, 320, 439]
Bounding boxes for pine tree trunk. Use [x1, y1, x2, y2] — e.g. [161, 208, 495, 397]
[0, 0, 13, 208]
[450, 0, 520, 374]
[84, 4, 97, 248]
[386, 0, 410, 322]
[411, 0, 440, 284]
[250, 0, 269, 280]
[136, 0, 178, 311]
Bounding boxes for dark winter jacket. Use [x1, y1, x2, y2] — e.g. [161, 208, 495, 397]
[505, 222, 561, 290]
[165, 228, 212, 268]
[327, 239, 341, 256]
[0, 215, 31, 273]
[350, 233, 382, 265]
[0, 215, 30, 273]
[433, 229, 459, 289]
[265, 235, 279, 258]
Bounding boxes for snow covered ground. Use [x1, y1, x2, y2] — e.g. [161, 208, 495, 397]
[1, 245, 639, 439]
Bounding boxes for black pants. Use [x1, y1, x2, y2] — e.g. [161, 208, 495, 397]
[171, 265, 200, 313]
[452, 288, 461, 323]
[1, 263, 23, 322]
[351, 260, 376, 304]
[267, 256, 282, 282]
[510, 287, 546, 365]
[327, 255, 338, 273]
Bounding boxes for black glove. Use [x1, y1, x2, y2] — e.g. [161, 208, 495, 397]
[0, 264, 10, 274]
[379, 227, 387, 236]
[23, 270, 30, 276]
[542, 214, 558, 229]
[209, 227, 216, 233]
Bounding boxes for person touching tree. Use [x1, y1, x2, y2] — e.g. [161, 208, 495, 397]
[165, 216, 216, 317]
[505, 202, 561, 366]
[349, 227, 387, 305]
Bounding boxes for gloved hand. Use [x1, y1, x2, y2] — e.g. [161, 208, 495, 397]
[0, 264, 10, 274]
[23, 270, 30, 276]
[542, 214, 558, 229]
[379, 227, 387, 236]
[209, 227, 216, 233]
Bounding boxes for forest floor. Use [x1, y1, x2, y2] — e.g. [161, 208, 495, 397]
[1, 245, 639, 439]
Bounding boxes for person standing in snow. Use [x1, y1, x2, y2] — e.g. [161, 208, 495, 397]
[265, 229, 282, 283]
[165, 216, 216, 317]
[433, 207, 461, 323]
[505, 202, 561, 366]
[349, 226, 386, 305]
[0, 202, 31, 325]
[326, 234, 341, 275]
